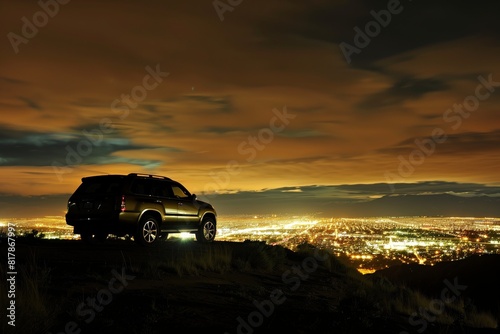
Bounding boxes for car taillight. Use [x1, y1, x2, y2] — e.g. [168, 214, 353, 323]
[120, 195, 126, 212]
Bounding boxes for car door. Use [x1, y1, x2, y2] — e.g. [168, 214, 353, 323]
[150, 180, 178, 225]
[171, 182, 199, 227]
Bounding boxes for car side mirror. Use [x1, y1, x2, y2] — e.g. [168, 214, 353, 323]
[191, 193, 197, 200]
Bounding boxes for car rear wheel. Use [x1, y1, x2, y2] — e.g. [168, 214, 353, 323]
[196, 217, 216, 243]
[135, 215, 159, 245]
[80, 232, 92, 243]
[94, 233, 108, 242]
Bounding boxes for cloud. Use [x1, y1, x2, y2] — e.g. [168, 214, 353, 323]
[380, 129, 500, 156]
[357, 76, 449, 110]
[202, 181, 500, 215]
[335, 181, 500, 197]
[18, 97, 42, 110]
[0, 77, 26, 84]
[180, 95, 234, 113]
[344, 0, 500, 65]
[203, 181, 500, 206]
[0, 0, 499, 207]
[201, 126, 245, 135]
[0, 126, 163, 167]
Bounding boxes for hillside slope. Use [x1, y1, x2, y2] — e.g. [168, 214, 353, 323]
[372, 254, 500, 318]
[1, 237, 498, 334]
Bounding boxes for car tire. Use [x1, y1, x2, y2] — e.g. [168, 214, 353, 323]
[95, 233, 108, 242]
[196, 217, 216, 243]
[135, 215, 159, 246]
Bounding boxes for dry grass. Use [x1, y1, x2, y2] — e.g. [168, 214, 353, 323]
[384, 282, 498, 330]
[465, 311, 498, 329]
[122, 242, 234, 277]
[3, 238, 498, 333]
[1, 251, 57, 334]
[161, 243, 233, 276]
[136, 240, 289, 276]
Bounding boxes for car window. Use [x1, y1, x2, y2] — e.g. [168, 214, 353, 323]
[130, 179, 149, 195]
[77, 178, 122, 194]
[172, 184, 190, 199]
[131, 179, 158, 196]
[151, 181, 174, 197]
[131, 179, 175, 197]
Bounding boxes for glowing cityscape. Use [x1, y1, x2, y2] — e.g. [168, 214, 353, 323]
[2, 215, 500, 274]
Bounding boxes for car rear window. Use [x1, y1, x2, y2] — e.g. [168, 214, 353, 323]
[76, 177, 123, 195]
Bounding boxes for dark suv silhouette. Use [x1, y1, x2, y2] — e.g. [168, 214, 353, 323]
[65, 173, 217, 245]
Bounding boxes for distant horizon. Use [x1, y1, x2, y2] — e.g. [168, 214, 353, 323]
[2, 212, 500, 222]
[2, 180, 500, 219]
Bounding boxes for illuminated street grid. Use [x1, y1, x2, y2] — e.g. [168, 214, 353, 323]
[216, 215, 500, 273]
[2, 215, 500, 273]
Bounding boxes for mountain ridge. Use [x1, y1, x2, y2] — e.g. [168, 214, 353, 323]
[328, 194, 500, 217]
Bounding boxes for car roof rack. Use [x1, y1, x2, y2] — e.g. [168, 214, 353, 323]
[127, 173, 172, 180]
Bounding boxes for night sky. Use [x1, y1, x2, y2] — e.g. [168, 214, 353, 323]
[1, 0, 500, 217]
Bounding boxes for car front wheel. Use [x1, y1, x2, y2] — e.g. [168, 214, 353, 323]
[135, 215, 159, 245]
[196, 217, 216, 243]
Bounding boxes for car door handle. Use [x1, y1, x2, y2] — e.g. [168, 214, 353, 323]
[178, 202, 183, 206]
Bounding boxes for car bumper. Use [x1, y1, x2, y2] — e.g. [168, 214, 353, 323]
[66, 212, 137, 236]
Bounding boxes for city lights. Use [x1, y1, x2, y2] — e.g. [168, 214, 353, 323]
[2, 215, 499, 273]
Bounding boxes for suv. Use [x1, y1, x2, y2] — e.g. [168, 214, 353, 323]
[65, 173, 217, 245]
